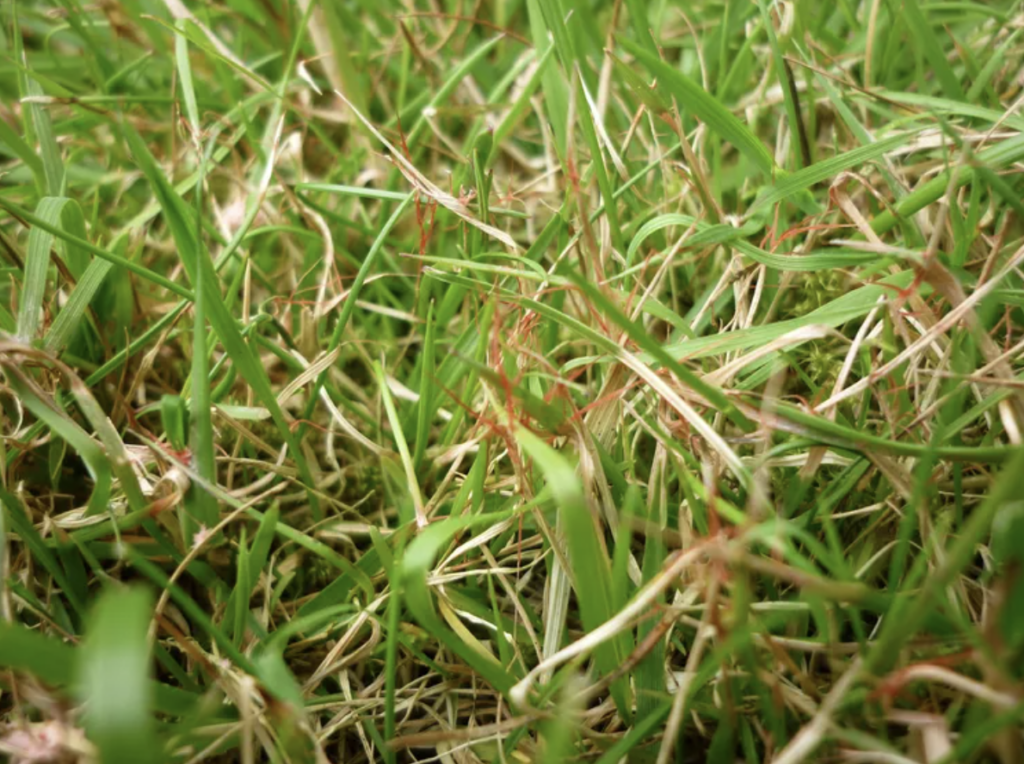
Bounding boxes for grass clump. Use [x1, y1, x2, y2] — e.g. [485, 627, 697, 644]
[2, 0, 1024, 762]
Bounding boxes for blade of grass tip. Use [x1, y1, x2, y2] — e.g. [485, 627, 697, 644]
[754, 0, 805, 169]
[404, 35, 504, 148]
[23, 76, 64, 196]
[44, 256, 113, 356]
[536, 0, 579, 77]
[575, 70, 625, 255]
[175, 19, 201, 142]
[618, 36, 775, 178]
[374, 360, 426, 528]
[121, 123, 320, 518]
[233, 527, 250, 647]
[516, 427, 633, 722]
[78, 587, 158, 764]
[624, 0, 657, 54]
[637, 454, 667, 721]
[61, 361, 148, 512]
[967, 27, 1023, 103]
[866, 445, 1024, 675]
[486, 45, 556, 169]
[526, 0, 569, 160]
[227, 503, 278, 637]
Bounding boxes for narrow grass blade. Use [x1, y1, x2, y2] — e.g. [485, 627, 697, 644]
[619, 37, 775, 177]
[16, 197, 88, 342]
[399, 512, 519, 693]
[121, 123, 320, 517]
[901, 0, 966, 101]
[375, 361, 425, 527]
[174, 19, 201, 139]
[0, 488, 87, 618]
[0, 198, 193, 300]
[2, 360, 111, 517]
[750, 131, 918, 213]
[516, 427, 633, 721]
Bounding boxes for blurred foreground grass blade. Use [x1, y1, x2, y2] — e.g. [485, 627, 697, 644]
[0, 117, 44, 189]
[78, 587, 159, 764]
[23, 77, 64, 196]
[0, 616, 76, 686]
[516, 428, 633, 722]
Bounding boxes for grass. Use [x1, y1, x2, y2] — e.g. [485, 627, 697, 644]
[1, 0, 1024, 762]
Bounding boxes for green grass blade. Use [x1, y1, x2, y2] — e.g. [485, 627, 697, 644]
[619, 36, 775, 177]
[516, 427, 633, 721]
[78, 587, 159, 764]
[901, 0, 966, 100]
[2, 360, 111, 517]
[16, 197, 88, 342]
[399, 512, 519, 693]
[121, 122, 320, 518]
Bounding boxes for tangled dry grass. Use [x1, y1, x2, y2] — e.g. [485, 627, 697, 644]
[2, 0, 1024, 762]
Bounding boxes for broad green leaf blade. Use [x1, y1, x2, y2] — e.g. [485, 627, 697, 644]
[78, 587, 159, 764]
[44, 257, 112, 355]
[0, 616, 76, 685]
